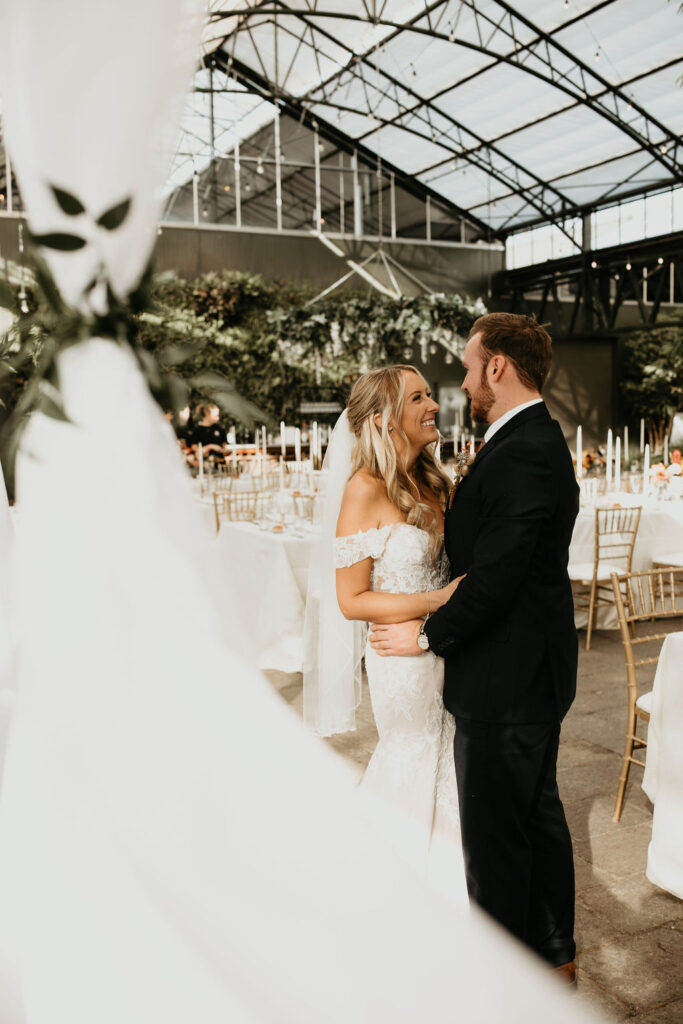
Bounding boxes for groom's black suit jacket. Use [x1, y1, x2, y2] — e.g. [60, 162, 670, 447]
[424, 403, 579, 723]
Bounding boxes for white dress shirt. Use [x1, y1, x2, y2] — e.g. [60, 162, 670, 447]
[484, 398, 544, 444]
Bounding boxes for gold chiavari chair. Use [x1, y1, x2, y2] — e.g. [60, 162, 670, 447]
[291, 492, 317, 520]
[569, 505, 642, 650]
[610, 567, 683, 822]
[212, 491, 272, 531]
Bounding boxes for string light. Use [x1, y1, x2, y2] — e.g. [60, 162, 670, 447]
[223, 184, 231, 191]
[657, 257, 664, 264]
[256, 160, 264, 174]
[625, 262, 632, 270]
[591, 260, 597, 268]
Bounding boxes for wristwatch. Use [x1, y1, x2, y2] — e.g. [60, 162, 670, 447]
[417, 619, 430, 651]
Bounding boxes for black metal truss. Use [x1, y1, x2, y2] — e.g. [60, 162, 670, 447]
[208, 49, 494, 236]
[494, 231, 683, 336]
[206, 0, 682, 237]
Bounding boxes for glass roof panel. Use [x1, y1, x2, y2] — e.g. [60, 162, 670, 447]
[437, 63, 565, 140]
[179, 0, 683, 239]
[496, 105, 637, 182]
[552, 0, 683, 85]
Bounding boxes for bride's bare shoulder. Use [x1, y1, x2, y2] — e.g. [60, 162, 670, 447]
[337, 469, 387, 535]
[344, 468, 385, 500]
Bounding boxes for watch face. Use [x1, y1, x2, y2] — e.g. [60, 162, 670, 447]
[417, 632, 429, 651]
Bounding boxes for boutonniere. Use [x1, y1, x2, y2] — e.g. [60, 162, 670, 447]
[448, 449, 478, 507]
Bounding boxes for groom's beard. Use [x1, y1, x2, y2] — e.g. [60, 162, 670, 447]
[469, 367, 495, 424]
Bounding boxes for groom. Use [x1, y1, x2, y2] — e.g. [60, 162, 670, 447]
[369, 313, 579, 981]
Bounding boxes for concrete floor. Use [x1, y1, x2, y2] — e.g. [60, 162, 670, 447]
[267, 622, 683, 1022]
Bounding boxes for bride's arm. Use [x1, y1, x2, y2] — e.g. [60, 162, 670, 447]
[335, 472, 455, 624]
[336, 562, 457, 624]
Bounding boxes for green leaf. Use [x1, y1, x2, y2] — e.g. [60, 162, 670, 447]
[96, 197, 131, 231]
[158, 342, 199, 367]
[36, 379, 70, 423]
[50, 185, 86, 216]
[31, 232, 86, 252]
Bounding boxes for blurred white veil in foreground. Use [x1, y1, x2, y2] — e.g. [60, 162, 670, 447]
[0, 2, 602, 1022]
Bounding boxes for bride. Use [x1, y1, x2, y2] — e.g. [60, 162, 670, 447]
[304, 364, 467, 904]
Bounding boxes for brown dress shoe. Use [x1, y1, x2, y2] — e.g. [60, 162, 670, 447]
[554, 960, 577, 988]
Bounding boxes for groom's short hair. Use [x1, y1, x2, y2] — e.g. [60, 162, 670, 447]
[470, 313, 552, 392]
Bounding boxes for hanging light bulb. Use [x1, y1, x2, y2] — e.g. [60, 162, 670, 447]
[224, 184, 231, 192]
[256, 160, 264, 174]
[657, 257, 664, 265]
[445, 352, 454, 365]
[591, 260, 597, 269]
[429, 343, 438, 356]
[625, 261, 632, 271]
[402, 346, 413, 360]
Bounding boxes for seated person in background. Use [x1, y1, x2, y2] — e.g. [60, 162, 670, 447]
[175, 405, 193, 444]
[188, 402, 227, 459]
[667, 448, 681, 476]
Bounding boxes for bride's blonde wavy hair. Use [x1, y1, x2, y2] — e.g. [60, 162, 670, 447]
[346, 365, 451, 555]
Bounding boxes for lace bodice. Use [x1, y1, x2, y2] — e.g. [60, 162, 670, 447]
[334, 523, 449, 594]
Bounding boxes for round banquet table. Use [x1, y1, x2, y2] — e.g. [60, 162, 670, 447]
[642, 631, 683, 900]
[570, 498, 683, 628]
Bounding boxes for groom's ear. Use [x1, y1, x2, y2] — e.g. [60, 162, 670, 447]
[489, 354, 506, 381]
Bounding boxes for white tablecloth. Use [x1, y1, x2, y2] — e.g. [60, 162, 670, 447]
[570, 500, 683, 628]
[642, 631, 683, 900]
[212, 520, 311, 673]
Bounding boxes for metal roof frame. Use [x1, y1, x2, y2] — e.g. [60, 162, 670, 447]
[176, 1, 683, 240]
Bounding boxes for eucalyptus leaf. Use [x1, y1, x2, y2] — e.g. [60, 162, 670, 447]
[97, 197, 131, 231]
[31, 232, 86, 252]
[158, 342, 198, 367]
[50, 185, 86, 217]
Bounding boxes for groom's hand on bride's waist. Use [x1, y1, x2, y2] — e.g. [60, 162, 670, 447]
[368, 619, 423, 657]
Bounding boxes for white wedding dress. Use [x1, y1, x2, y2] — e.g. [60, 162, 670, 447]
[335, 522, 467, 906]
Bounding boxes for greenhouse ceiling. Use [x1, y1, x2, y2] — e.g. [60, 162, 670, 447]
[173, 0, 683, 241]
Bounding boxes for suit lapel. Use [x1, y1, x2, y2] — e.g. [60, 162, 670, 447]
[448, 402, 551, 511]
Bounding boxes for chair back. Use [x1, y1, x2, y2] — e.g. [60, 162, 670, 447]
[611, 567, 683, 706]
[212, 490, 272, 530]
[291, 492, 317, 521]
[594, 505, 641, 577]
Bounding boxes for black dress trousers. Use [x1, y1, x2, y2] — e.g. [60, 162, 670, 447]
[453, 717, 576, 967]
